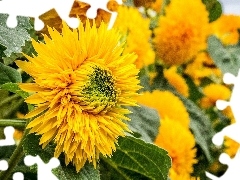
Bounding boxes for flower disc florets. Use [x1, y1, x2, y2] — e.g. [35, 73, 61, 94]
[78, 62, 119, 114]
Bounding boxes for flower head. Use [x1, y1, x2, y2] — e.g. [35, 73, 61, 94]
[211, 14, 240, 45]
[137, 90, 190, 127]
[114, 6, 155, 69]
[153, 0, 209, 65]
[16, 21, 140, 171]
[155, 117, 197, 178]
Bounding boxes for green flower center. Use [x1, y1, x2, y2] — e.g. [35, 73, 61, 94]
[80, 65, 118, 114]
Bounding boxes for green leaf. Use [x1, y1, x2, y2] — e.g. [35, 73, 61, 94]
[1, 82, 29, 98]
[202, 0, 222, 22]
[54, 163, 100, 180]
[184, 75, 204, 102]
[3, 38, 37, 65]
[126, 105, 160, 143]
[179, 95, 214, 161]
[0, 62, 22, 85]
[0, 14, 31, 57]
[208, 35, 240, 76]
[100, 136, 171, 180]
[0, 145, 16, 159]
[139, 69, 152, 92]
[22, 133, 54, 163]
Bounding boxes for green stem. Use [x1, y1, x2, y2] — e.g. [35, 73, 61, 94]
[0, 94, 20, 107]
[0, 119, 26, 129]
[2, 99, 24, 118]
[0, 120, 30, 180]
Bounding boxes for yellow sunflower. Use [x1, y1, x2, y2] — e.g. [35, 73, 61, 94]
[16, 21, 140, 171]
[155, 117, 197, 178]
[114, 6, 155, 69]
[200, 84, 231, 109]
[211, 14, 240, 45]
[153, 0, 209, 65]
[164, 66, 189, 97]
[40, 0, 119, 34]
[137, 90, 190, 127]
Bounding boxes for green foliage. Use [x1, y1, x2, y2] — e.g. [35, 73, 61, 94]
[54, 163, 100, 180]
[208, 35, 240, 76]
[184, 75, 204, 102]
[22, 133, 55, 163]
[2, 41, 35, 65]
[0, 15, 31, 57]
[0, 62, 22, 85]
[202, 0, 222, 22]
[179, 95, 214, 161]
[100, 136, 171, 180]
[0, 82, 29, 98]
[126, 105, 160, 142]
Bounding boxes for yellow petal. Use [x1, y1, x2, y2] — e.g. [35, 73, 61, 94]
[19, 83, 45, 92]
[25, 93, 46, 104]
[25, 105, 48, 119]
[15, 60, 35, 75]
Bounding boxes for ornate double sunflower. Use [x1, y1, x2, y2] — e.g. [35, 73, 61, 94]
[153, 0, 209, 65]
[16, 21, 140, 171]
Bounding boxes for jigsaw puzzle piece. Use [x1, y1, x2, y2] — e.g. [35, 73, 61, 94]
[24, 155, 60, 180]
[0, 126, 15, 146]
[206, 149, 240, 179]
[12, 172, 24, 180]
[77, 0, 122, 29]
[0, 159, 8, 171]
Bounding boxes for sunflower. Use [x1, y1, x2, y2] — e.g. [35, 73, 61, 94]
[153, 0, 209, 65]
[137, 90, 190, 127]
[40, 0, 119, 34]
[16, 21, 140, 171]
[211, 14, 240, 45]
[200, 84, 231, 109]
[155, 117, 197, 178]
[164, 66, 189, 97]
[114, 6, 155, 69]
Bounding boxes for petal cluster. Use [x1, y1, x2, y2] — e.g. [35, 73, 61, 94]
[16, 21, 140, 171]
[154, 0, 209, 65]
